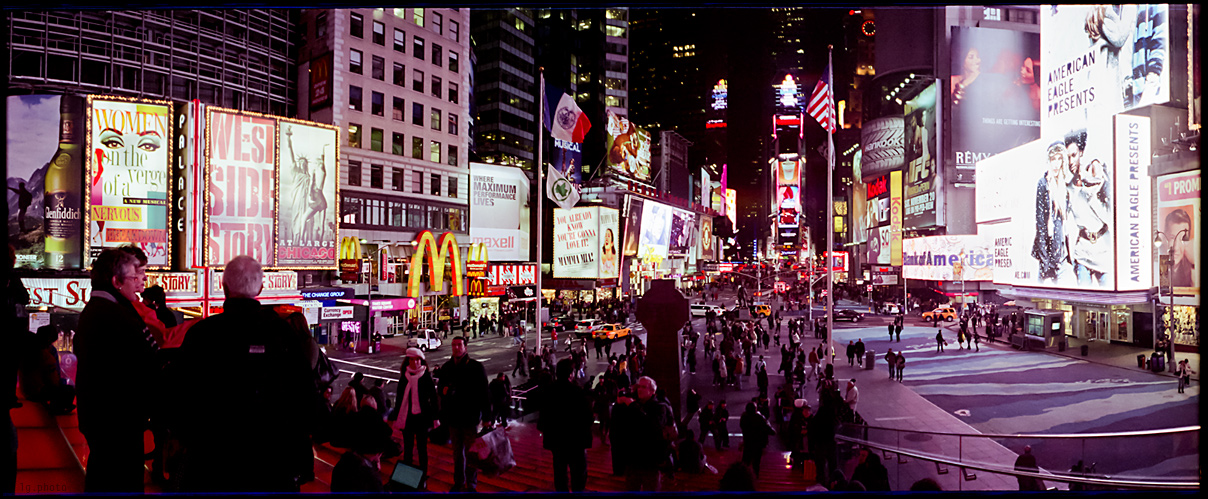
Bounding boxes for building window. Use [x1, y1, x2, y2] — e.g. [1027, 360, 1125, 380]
[413, 37, 425, 61]
[411, 103, 423, 126]
[413, 8, 425, 27]
[392, 132, 405, 155]
[448, 145, 458, 166]
[412, 137, 423, 159]
[433, 12, 443, 34]
[349, 85, 363, 111]
[413, 171, 423, 193]
[449, 52, 459, 73]
[427, 205, 444, 230]
[392, 97, 405, 121]
[449, 83, 458, 104]
[448, 208, 464, 232]
[316, 11, 327, 38]
[431, 76, 442, 98]
[408, 202, 424, 226]
[349, 49, 363, 74]
[370, 163, 383, 188]
[429, 173, 441, 196]
[606, 25, 626, 38]
[448, 114, 458, 135]
[450, 20, 459, 42]
[348, 160, 362, 186]
[392, 167, 405, 191]
[393, 63, 406, 86]
[350, 12, 363, 38]
[432, 44, 443, 68]
[390, 201, 404, 226]
[412, 69, 424, 93]
[430, 109, 441, 130]
[370, 128, 384, 152]
[394, 28, 406, 52]
[372, 21, 385, 45]
[348, 123, 362, 148]
[371, 55, 384, 80]
[430, 141, 441, 163]
[371, 91, 384, 116]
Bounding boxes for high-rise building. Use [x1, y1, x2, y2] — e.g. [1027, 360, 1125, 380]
[470, 8, 537, 170]
[296, 8, 472, 328]
[7, 10, 299, 114]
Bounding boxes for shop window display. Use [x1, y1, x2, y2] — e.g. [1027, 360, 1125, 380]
[1164, 306, 1200, 347]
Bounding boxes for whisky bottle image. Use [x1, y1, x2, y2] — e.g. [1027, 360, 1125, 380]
[44, 96, 83, 269]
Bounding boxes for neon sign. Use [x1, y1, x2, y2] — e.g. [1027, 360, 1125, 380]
[407, 230, 465, 297]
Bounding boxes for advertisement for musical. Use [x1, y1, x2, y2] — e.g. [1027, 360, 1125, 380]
[950, 27, 1042, 170]
[276, 120, 339, 268]
[205, 109, 276, 267]
[902, 81, 941, 229]
[902, 235, 994, 281]
[469, 162, 531, 262]
[605, 111, 652, 182]
[1155, 170, 1199, 296]
[87, 96, 173, 268]
[553, 206, 619, 279]
[7, 94, 85, 270]
[1042, 5, 1171, 141]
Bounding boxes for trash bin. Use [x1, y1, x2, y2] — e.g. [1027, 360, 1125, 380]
[1150, 352, 1164, 372]
[1137, 354, 1146, 368]
[1081, 345, 1089, 356]
[865, 350, 875, 370]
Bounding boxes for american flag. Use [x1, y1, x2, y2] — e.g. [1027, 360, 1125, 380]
[807, 61, 835, 134]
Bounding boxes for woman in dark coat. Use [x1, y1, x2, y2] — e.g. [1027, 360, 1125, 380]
[738, 402, 775, 477]
[390, 347, 439, 479]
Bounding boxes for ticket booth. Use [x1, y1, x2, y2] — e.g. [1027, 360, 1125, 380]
[1024, 309, 1067, 351]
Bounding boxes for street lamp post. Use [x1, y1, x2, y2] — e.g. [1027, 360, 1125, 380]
[1154, 228, 1189, 372]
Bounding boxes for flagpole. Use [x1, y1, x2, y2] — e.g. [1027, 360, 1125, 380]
[825, 45, 835, 369]
[536, 70, 545, 354]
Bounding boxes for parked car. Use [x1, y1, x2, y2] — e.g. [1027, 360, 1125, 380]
[574, 319, 603, 335]
[407, 329, 443, 352]
[922, 307, 958, 321]
[690, 303, 725, 317]
[591, 323, 631, 340]
[543, 316, 574, 335]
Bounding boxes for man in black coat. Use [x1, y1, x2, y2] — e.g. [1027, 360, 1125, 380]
[854, 339, 866, 367]
[437, 336, 490, 493]
[612, 376, 675, 491]
[174, 256, 315, 492]
[75, 247, 158, 492]
[538, 359, 594, 492]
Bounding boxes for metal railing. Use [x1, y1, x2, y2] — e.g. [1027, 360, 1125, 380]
[835, 422, 1200, 490]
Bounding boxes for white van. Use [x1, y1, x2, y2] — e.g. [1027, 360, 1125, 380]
[690, 303, 724, 317]
[407, 329, 443, 352]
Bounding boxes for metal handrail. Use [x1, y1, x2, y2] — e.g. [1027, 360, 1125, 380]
[849, 422, 1200, 440]
[835, 432, 1200, 490]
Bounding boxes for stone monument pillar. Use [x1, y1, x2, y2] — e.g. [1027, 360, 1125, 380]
[636, 279, 690, 419]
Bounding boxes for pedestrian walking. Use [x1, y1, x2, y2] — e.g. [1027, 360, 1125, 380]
[713, 400, 731, 450]
[1013, 445, 1045, 491]
[539, 359, 594, 492]
[436, 337, 490, 492]
[513, 346, 527, 377]
[612, 376, 675, 492]
[936, 330, 946, 353]
[895, 323, 902, 342]
[854, 339, 866, 367]
[1176, 359, 1195, 394]
[739, 402, 776, 477]
[698, 401, 716, 445]
[846, 341, 856, 366]
[972, 330, 981, 352]
[895, 353, 905, 382]
[884, 350, 897, 380]
[888, 323, 894, 341]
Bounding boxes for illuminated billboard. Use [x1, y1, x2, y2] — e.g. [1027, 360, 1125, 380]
[1042, 5, 1172, 140]
[622, 195, 643, 257]
[7, 95, 85, 270]
[950, 27, 1042, 170]
[776, 159, 801, 186]
[1113, 114, 1152, 291]
[637, 200, 672, 260]
[276, 120, 339, 268]
[86, 96, 173, 268]
[903, 235, 994, 281]
[859, 116, 904, 181]
[903, 81, 941, 229]
[699, 215, 715, 261]
[470, 162, 531, 262]
[725, 189, 737, 228]
[553, 206, 618, 279]
[668, 208, 695, 257]
[1155, 170, 1199, 296]
[205, 109, 276, 267]
[605, 111, 652, 182]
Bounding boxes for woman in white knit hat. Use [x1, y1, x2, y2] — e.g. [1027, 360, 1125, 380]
[389, 347, 439, 485]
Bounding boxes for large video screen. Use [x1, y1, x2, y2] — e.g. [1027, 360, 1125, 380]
[470, 162, 531, 262]
[903, 81, 941, 229]
[622, 195, 644, 257]
[277, 120, 339, 267]
[605, 111, 652, 182]
[87, 96, 173, 268]
[950, 27, 1042, 170]
[637, 199, 672, 259]
[668, 208, 695, 256]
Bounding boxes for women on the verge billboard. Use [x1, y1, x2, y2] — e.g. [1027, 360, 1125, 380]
[553, 206, 619, 279]
[87, 96, 173, 268]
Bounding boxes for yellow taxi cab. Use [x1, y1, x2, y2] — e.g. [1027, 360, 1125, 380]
[922, 307, 958, 321]
[749, 303, 772, 317]
[592, 323, 631, 340]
